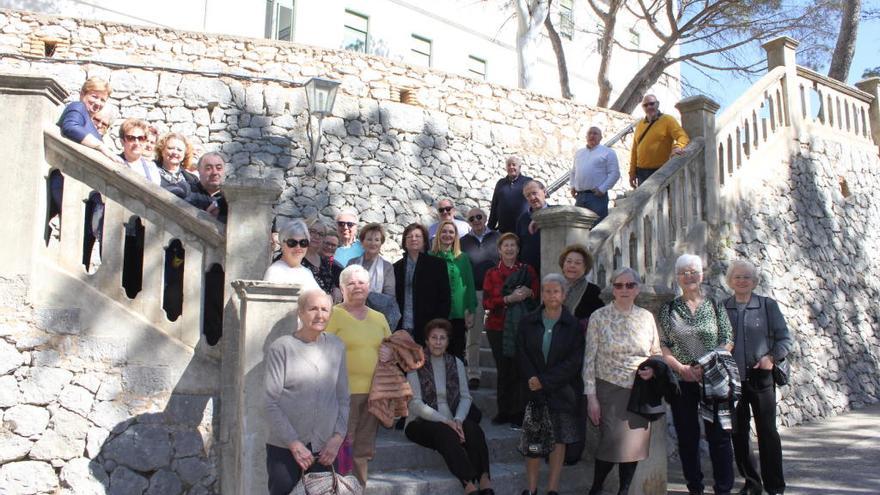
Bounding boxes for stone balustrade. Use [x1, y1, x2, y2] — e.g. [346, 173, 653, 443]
[796, 67, 874, 142]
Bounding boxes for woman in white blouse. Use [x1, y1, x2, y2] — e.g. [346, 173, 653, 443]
[263, 219, 321, 292]
[405, 319, 493, 495]
[583, 267, 661, 495]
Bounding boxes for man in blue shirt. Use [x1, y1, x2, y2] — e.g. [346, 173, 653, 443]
[488, 156, 532, 234]
[569, 126, 620, 221]
[333, 209, 363, 266]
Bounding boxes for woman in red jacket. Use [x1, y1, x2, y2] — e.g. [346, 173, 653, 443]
[482, 232, 539, 427]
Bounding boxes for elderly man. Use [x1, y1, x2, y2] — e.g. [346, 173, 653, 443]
[194, 152, 227, 223]
[428, 198, 470, 240]
[488, 156, 532, 234]
[629, 94, 690, 188]
[459, 207, 500, 389]
[333, 209, 363, 266]
[570, 126, 620, 221]
[515, 180, 548, 273]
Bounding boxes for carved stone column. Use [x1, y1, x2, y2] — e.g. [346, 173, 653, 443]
[219, 281, 300, 495]
[676, 96, 721, 226]
[532, 205, 598, 278]
[763, 37, 803, 134]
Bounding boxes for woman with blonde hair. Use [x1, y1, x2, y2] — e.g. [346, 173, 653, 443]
[430, 220, 477, 359]
[155, 132, 211, 208]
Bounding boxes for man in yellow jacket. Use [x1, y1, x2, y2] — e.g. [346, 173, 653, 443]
[629, 94, 690, 188]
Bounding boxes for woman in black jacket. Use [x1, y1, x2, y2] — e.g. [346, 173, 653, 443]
[558, 244, 604, 330]
[724, 260, 793, 495]
[394, 223, 452, 345]
[516, 273, 585, 495]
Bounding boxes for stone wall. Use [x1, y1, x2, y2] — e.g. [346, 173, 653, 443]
[706, 135, 880, 426]
[0, 277, 218, 494]
[0, 8, 635, 256]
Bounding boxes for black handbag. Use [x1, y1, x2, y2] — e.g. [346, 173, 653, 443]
[517, 398, 555, 458]
[772, 358, 790, 386]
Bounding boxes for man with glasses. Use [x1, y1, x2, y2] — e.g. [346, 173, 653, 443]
[333, 209, 363, 266]
[459, 207, 500, 389]
[428, 198, 470, 241]
[629, 94, 689, 188]
[488, 156, 532, 234]
[569, 126, 620, 221]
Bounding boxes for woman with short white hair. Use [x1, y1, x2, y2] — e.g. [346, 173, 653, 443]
[724, 260, 792, 495]
[659, 254, 734, 495]
[263, 219, 320, 292]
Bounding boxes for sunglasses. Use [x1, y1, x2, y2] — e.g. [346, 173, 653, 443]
[642, 101, 657, 108]
[437, 206, 453, 214]
[612, 282, 638, 290]
[124, 134, 147, 143]
[468, 214, 484, 222]
[678, 270, 702, 278]
[337, 221, 356, 228]
[284, 238, 310, 248]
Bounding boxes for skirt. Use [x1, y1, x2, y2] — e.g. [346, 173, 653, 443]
[595, 379, 651, 462]
[550, 410, 582, 445]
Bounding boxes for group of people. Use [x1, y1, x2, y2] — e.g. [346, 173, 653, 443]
[57, 76, 785, 495]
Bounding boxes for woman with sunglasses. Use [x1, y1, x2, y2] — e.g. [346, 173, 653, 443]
[118, 119, 160, 185]
[583, 267, 661, 495]
[659, 254, 734, 495]
[155, 132, 211, 208]
[430, 220, 477, 360]
[264, 219, 321, 292]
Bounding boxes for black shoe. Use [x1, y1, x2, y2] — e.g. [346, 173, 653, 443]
[479, 490, 495, 495]
[491, 413, 508, 425]
[520, 491, 536, 495]
[547, 491, 559, 495]
[468, 378, 481, 390]
[394, 417, 405, 430]
[509, 421, 523, 431]
[738, 484, 762, 495]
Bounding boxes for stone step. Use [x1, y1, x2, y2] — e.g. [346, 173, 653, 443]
[480, 367, 497, 389]
[372, 418, 522, 471]
[366, 460, 592, 495]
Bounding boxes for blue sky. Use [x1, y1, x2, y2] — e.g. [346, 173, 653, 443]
[680, 15, 880, 111]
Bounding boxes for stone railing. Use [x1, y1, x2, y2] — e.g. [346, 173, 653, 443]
[796, 66, 874, 142]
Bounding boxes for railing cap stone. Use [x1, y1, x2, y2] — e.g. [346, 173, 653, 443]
[676, 95, 720, 114]
[223, 178, 283, 203]
[532, 205, 599, 229]
[0, 73, 67, 105]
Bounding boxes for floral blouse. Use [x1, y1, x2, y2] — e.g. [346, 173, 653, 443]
[583, 304, 661, 394]
[658, 297, 732, 366]
[302, 256, 341, 294]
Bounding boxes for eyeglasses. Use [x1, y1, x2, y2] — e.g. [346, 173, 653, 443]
[678, 270, 702, 278]
[732, 275, 752, 281]
[468, 214, 484, 222]
[336, 221, 356, 229]
[612, 282, 638, 290]
[437, 206, 453, 214]
[642, 101, 658, 108]
[284, 238, 310, 248]
[124, 134, 147, 143]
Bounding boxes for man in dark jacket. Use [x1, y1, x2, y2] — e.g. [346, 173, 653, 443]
[194, 152, 228, 224]
[516, 180, 548, 274]
[488, 156, 532, 234]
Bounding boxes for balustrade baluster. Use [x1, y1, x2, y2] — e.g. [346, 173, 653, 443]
[95, 196, 125, 296]
[58, 179, 89, 273]
[179, 240, 205, 347]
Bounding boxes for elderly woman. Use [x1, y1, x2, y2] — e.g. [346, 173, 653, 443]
[659, 254, 734, 495]
[405, 319, 493, 495]
[724, 260, 792, 495]
[584, 267, 661, 495]
[326, 264, 393, 486]
[117, 119, 161, 185]
[482, 232, 539, 426]
[57, 77, 119, 163]
[263, 219, 321, 292]
[302, 220, 342, 300]
[155, 132, 211, 208]
[264, 288, 349, 495]
[559, 244, 605, 329]
[430, 220, 477, 359]
[348, 223, 395, 297]
[394, 223, 451, 346]
[517, 273, 585, 495]
[322, 230, 340, 260]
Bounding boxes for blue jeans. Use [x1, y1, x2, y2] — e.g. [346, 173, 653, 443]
[575, 190, 609, 221]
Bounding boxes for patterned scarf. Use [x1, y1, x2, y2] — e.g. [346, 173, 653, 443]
[417, 353, 460, 413]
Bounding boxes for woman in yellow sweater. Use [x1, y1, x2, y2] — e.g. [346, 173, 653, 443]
[326, 264, 392, 486]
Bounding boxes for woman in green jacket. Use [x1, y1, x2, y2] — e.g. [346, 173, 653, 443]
[431, 220, 477, 360]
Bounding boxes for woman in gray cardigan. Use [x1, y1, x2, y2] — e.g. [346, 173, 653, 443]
[264, 288, 350, 495]
[724, 260, 793, 495]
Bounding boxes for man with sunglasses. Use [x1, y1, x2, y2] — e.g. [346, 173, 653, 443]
[629, 94, 689, 188]
[333, 209, 363, 266]
[459, 207, 500, 389]
[428, 199, 470, 241]
[569, 126, 620, 221]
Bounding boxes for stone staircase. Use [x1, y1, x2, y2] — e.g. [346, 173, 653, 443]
[365, 330, 593, 495]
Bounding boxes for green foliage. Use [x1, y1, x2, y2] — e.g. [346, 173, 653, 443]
[864, 66, 880, 78]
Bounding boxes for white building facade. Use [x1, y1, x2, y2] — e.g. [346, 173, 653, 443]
[6, 0, 680, 110]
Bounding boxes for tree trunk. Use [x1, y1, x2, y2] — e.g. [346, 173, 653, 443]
[610, 43, 675, 114]
[595, 1, 622, 107]
[827, 0, 861, 82]
[544, 1, 573, 99]
[515, 0, 550, 90]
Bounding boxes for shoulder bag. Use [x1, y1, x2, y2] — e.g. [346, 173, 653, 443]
[291, 463, 363, 495]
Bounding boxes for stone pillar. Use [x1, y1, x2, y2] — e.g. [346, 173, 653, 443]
[762, 37, 803, 132]
[219, 281, 300, 495]
[676, 96, 721, 226]
[222, 177, 282, 283]
[0, 75, 66, 286]
[855, 77, 880, 153]
[532, 206, 598, 277]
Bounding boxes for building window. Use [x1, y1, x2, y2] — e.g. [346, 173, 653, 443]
[343, 10, 369, 53]
[410, 34, 432, 67]
[467, 55, 487, 80]
[559, 0, 574, 39]
[268, 0, 295, 41]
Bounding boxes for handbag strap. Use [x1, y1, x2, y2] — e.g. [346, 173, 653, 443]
[635, 113, 662, 147]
